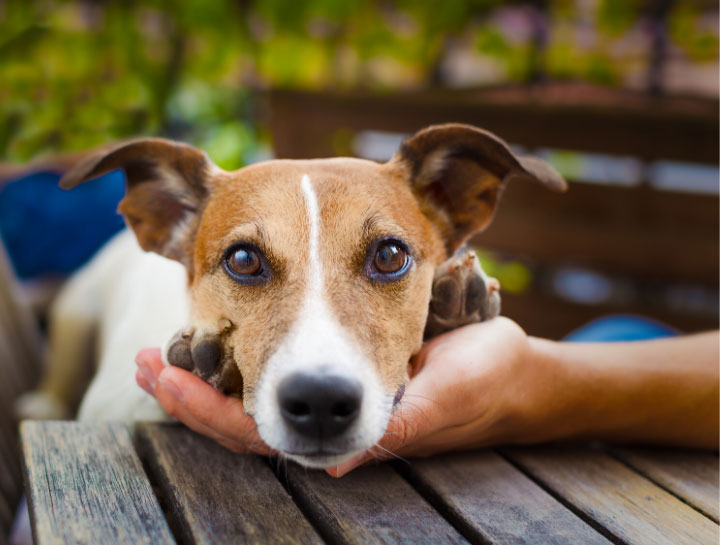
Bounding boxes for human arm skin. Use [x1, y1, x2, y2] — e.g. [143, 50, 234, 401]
[525, 330, 719, 448]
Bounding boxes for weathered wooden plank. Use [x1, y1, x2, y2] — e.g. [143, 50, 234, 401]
[0, 241, 43, 386]
[20, 421, 175, 545]
[284, 462, 468, 545]
[401, 450, 612, 544]
[0, 491, 12, 543]
[611, 447, 719, 522]
[135, 423, 322, 545]
[504, 446, 719, 545]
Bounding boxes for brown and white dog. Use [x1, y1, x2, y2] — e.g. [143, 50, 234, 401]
[18, 123, 565, 468]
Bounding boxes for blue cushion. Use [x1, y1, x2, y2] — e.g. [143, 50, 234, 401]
[564, 315, 678, 342]
[0, 170, 126, 279]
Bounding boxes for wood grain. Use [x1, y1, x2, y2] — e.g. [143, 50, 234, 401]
[135, 423, 322, 545]
[401, 450, 612, 544]
[20, 421, 175, 545]
[611, 447, 719, 522]
[505, 446, 719, 545]
[284, 462, 468, 545]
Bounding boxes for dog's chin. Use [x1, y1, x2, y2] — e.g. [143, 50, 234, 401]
[284, 449, 363, 469]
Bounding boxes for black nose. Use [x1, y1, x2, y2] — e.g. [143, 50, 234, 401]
[278, 373, 363, 440]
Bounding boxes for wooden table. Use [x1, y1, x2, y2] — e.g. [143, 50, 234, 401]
[20, 421, 718, 545]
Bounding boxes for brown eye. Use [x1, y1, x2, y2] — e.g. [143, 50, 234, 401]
[228, 247, 261, 276]
[374, 241, 408, 274]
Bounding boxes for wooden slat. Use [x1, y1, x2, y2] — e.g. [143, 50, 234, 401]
[135, 423, 322, 545]
[504, 446, 719, 545]
[611, 447, 719, 522]
[0, 241, 44, 541]
[499, 291, 718, 341]
[20, 421, 175, 545]
[0, 416, 22, 510]
[400, 450, 612, 544]
[0, 492, 12, 545]
[265, 86, 719, 164]
[284, 463, 468, 545]
[0, 241, 43, 384]
[474, 181, 719, 287]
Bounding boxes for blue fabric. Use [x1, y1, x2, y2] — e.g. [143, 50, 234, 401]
[564, 315, 678, 342]
[0, 170, 126, 279]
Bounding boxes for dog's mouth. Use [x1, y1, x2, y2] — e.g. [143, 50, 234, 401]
[283, 449, 363, 469]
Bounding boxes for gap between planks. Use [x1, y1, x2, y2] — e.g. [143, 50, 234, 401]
[501, 445, 718, 545]
[392, 449, 615, 545]
[606, 446, 719, 523]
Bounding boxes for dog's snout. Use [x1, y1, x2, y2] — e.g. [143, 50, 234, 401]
[278, 373, 362, 439]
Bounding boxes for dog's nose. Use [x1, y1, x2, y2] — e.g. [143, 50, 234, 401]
[278, 373, 362, 439]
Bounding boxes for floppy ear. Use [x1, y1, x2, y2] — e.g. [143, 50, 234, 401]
[392, 123, 567, 255]
[60, 138, 219, 270]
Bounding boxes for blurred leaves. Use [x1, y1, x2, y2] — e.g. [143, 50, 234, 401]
[0, 0, 717, 163]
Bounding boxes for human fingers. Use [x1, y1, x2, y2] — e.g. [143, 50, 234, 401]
[135, 349, 270, 455]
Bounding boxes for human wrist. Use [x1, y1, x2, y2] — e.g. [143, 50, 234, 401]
[512, 336, 601, 444]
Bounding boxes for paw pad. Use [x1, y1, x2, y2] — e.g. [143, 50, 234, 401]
[425, 247, 501, 339]
[165, 319, 243, 396]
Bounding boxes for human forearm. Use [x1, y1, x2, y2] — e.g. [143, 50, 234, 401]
[526, 332, 719, 448]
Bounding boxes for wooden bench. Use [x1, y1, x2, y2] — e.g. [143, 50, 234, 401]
[20, 421, 718, 544]
[0, 242, 42, 545]
[262, 84, 719, 339]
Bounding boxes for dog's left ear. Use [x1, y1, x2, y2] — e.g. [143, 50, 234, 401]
[392, 123, 567, 254]
[60, 138, 220, 270]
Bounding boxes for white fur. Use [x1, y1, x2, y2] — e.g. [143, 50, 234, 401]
[80, 231, 189, 420]
[254, 175, 391, 468]
[416, 147, 451, 186]
[28, 231, 189, 421]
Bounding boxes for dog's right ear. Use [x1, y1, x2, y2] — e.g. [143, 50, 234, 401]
[391, 123, 566, 256]
[61, 138, 221, 270]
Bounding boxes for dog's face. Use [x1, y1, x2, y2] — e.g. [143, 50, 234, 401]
[62, 124, 565, 467]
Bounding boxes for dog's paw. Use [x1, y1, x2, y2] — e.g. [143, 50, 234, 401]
[424, 247, 501, 339]
[164, 319, 243, 396]
[15, 391, 71, 420]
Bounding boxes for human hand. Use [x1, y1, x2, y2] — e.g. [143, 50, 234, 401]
[326, 317, 539, 477]
[135, 347, 272, 456]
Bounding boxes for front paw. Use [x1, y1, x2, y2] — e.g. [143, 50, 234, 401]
[165, 320, 243, 396]
[424, 248, 501, 339]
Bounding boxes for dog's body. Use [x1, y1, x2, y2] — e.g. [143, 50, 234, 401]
[18, 124, 565, 468]
[19, 230, 186, 421]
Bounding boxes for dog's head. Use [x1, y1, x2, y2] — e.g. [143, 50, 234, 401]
[62, 123, 565, 467]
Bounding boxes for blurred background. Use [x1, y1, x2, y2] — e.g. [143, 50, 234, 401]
[0, 0, 717, 342]
[0, 3, 717, 536]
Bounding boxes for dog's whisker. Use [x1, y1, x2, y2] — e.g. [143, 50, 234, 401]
[369, 443, 407, 464]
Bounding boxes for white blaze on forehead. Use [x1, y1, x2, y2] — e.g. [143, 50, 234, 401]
[301, 174, 323, 294]
[252, 173, 391, 466]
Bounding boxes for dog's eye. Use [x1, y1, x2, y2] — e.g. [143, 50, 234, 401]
[223, 245, 268, 284]
[374, 242, 407, 273]
[228, 248, 261, 275]
[367, 238, 412, 282]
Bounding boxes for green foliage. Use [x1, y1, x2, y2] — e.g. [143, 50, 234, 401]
[669, 4, 719, 62]
[0, 0, 717, 163]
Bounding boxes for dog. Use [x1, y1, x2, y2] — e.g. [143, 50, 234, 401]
[17, 123, 566, 468]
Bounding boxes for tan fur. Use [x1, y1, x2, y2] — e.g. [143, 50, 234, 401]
[187, 158, 447, 409]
